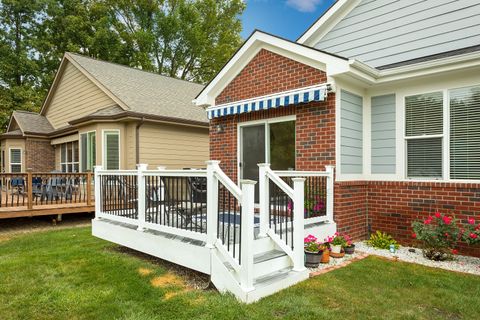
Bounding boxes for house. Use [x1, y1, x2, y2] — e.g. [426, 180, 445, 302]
[195, 0, 480, 256]
[0, 52, 209, 174]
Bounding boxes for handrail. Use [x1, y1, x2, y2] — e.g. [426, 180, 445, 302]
[214, 171, 242, 201]
[146, 170, 207, 177]
[265, 169, 294, 199]
[274, 170, 330, 177]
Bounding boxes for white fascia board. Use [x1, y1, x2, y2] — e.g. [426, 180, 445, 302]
[297, 0, 361, 46]
[342, 52, 480, 86]
[194, 31, 349, 108]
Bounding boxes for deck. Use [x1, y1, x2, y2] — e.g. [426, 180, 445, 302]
[0, 172, 94, 219]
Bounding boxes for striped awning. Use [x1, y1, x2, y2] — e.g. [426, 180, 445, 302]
[207, 84, 328, 119]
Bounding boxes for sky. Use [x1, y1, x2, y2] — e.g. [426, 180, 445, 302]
[240, 0, 336, 41]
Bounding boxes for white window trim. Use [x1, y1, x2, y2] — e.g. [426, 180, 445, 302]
[80, 130, 96, 172]
[60, 141, 79, 173]
[102, 129, 121, 170]
[9, 148, 22, 173]
[237, 115, 296, 186]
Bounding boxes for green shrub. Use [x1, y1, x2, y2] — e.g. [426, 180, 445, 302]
[366, 231, 399, 250]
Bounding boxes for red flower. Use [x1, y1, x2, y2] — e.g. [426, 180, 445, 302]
[412, 233, 417, 239]
[452, 249, 458, 255]
[442, 216, 452, 225]
[468, 218, 476, 225]
[424, 218, 432, 225]
[476, 225, 480, 231]
[444, 232, 449, 237]
[435, 211, 441, 218]
[470, 233, 478, 239]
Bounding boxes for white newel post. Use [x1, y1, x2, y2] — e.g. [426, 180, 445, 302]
[257, 163, 270, 238]
[325, 165, 335, 223]
[292, 177, 306, 272]
[137, 164, 148, 231]
[94, 166, 102, 218]
[240, 179, 256, 291]
[206, 161, 220, 248]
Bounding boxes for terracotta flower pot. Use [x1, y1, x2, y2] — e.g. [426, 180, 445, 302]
[344, 244, 355, 255]
[331, 244, 342, 254]
[320, 250, 330, 264]
[305, 250, 321, 268]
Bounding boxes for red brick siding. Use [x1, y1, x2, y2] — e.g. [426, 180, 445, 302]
[216, 49, 327, 105]
[367, 181, 480, 257]
[335, 182, 368, 240]
[25, 139, 55, 172]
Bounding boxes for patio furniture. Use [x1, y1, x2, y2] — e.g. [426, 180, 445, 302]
[11, 177, 25, 195]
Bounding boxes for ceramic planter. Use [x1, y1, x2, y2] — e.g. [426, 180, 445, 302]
[304, 250, 321, 267]
[331, 244, 342, 254]
[320, 250, 330, 264]
[344, 244, 355, 255]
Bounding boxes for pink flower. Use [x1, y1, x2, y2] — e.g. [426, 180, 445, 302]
[435, 211, 441, 218]
[444, 232, 449, 237]
[304, 234, 317, 243]
[442, 216, 452, 225]
[476, 225, 480, 231]
[424, 218, 432, 225]
[470, 233, 478, 239]
[468, 218, 475, 225]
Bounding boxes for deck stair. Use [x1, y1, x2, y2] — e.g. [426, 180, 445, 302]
[92, 161, 336, 303]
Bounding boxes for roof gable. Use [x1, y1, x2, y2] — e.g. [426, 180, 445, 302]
[195, 30, 348, 107]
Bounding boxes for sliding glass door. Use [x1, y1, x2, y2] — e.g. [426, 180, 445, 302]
[240, 118, 295, 202]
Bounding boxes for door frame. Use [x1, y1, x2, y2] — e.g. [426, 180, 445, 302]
[237, 115, 296, 186]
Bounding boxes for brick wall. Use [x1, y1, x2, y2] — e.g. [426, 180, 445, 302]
[25, 139, 55, 172]
[367, 181, 480, 257]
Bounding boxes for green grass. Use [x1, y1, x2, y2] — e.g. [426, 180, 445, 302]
[1, 227, 479, 320]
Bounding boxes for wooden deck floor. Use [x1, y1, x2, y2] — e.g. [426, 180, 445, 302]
[0, 202, 95, 219]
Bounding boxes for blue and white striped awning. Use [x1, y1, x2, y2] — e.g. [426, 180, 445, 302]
[207, 84, 328, 119]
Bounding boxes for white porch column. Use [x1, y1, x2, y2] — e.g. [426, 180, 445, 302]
[206, 161, 220, 248]
[257, 163, 270, 238]
[93, 165, 102, 219]
[325, 165, 335, 223]
[292, 177, 306, 272]
[136, 164, 148, 231]
[240, 179, 256, 291]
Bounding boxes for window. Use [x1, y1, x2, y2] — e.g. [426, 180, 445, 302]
[103, 131, 120, 170]
[10, 149, 22, 173]
[80, 131, 96, 172]
[405, 92, 443, 178]
[60, 141, 79, 172]
[450, 85, 480, 179]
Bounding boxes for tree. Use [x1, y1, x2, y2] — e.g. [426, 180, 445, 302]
[0, 0, 44, 130]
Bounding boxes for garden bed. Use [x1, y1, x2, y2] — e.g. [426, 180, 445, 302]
[355, 241, 480, 276]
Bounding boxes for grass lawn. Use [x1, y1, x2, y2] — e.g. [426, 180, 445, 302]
[1, 227, 479, 320]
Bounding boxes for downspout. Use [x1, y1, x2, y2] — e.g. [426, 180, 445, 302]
[135, 117, 145, 165]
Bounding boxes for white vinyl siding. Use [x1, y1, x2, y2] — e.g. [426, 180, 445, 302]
[10, 149, 22, 173]
[371, 94, 396, 174]
[450, 85, 480, 179]
[341, 90, 363, 174]
[405, 92, 443, 178]
[104, 131, 120, 170]
[314, 0, 480, 68]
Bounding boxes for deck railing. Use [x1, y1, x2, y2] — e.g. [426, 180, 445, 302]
[0, 172, 94, 209]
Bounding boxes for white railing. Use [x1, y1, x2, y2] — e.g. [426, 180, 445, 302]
[94, 161, 257, 291]
[258, 164, 335, 272]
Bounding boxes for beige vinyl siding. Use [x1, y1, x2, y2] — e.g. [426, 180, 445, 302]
[125, 122, 137, 169]
[3, 138, 26, 173]
[45, 62, 117, 129]
[139, 123, 208, 169]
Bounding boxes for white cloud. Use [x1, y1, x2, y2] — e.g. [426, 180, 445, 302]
[286, 0, 323, 12]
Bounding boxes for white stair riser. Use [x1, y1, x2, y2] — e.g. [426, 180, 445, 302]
[253, 237, 277, 254]
[246, 270, 310, 303]
[254, 255, 291, 278]
[304, 222, 337, 241]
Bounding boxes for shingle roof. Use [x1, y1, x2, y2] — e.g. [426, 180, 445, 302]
[12, 111, 54, 135]
[67, 53, 207, 124]
[1, 129, 23, 137]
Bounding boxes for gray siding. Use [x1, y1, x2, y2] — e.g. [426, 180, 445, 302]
[341, 90, 363, 174]
[314, 0, 480, 67]
[371, 94, 396, 174]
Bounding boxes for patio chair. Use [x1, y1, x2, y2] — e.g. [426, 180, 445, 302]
[11, 177, 25, 195]
[162, 176, 207, 230]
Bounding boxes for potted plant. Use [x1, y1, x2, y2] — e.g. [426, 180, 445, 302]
[330, 233, 347, 254]
[304, 234, 321, 267]
[412, 211, 461, 261]
[319, 243, 330, 264]
[343, 234, 355, 254]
